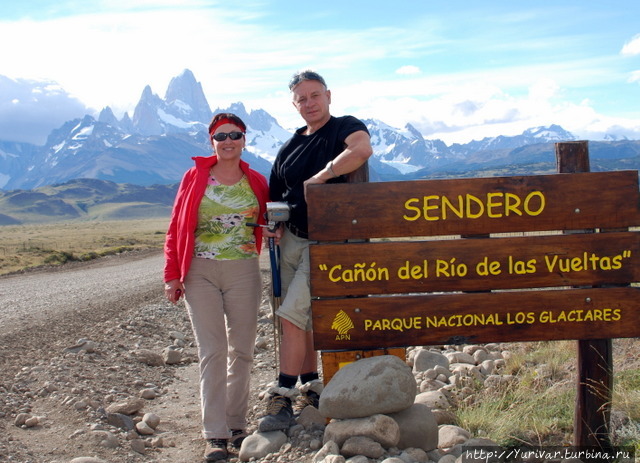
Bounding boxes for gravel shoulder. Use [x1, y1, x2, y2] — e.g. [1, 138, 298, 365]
[0, 250, 282, 462]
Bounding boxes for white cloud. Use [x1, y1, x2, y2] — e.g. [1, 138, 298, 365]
[1, 2, 639, 146]
[0, 76, 88, 144]
[395, 66, 421, 75]
[621, 34, 640, 56]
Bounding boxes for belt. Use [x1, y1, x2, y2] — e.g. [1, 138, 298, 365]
[287, 223, 308, 239]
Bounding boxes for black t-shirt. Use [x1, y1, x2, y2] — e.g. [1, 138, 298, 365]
[269, 115, 369, 236]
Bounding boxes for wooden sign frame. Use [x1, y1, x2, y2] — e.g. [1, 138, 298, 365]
[306, 141, 639, 449]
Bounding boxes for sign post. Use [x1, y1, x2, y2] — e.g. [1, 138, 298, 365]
[556, 141, 613, 450]
[307, 153, 640, 445]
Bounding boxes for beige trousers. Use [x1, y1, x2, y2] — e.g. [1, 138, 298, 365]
[184, 257, 261, 439]
[275, 228, 312, 331]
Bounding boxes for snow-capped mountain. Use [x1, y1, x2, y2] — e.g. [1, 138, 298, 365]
[364, 120, 450, 174]
[1, 69, 638, 191]
[131, 69, 211, 136]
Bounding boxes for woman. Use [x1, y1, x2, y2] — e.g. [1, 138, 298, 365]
[164, 112, 269, 461]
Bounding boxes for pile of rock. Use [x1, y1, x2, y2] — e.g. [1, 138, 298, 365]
[241, 344, 515, 463]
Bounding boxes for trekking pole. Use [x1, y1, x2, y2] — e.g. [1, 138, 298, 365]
[268, 232, 282, 372]
[247, 201, 290, 374]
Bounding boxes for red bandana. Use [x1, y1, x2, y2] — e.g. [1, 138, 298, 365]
[209, 117, 245, 136]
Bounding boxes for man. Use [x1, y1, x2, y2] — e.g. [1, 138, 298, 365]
[259, 70, 373, 432]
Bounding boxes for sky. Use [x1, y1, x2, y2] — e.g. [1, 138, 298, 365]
[1, 0, 639, 146]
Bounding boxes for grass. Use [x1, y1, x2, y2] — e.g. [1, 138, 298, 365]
[453, 340, 640, 451]
[0, 218, 169, 275]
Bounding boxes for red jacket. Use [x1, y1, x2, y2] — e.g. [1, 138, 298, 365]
[164, 155, 269, 283]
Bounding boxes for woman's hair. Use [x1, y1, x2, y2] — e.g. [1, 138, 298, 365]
[208, 112, 247, 136]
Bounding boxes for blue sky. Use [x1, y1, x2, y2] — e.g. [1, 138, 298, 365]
[1, 0, 639, 145]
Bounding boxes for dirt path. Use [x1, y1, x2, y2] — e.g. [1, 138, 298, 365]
[0, 250, 281, 462]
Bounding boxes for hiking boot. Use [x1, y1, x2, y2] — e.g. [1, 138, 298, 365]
[204, 438, 228, 461]
[295, 379, 323, 413]
[257, 394, 295, 432]
[229, 429, 247, 449]
[294, 390, 320, 414]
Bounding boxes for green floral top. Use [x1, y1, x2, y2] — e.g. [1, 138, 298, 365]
[193, 174, 260, 260]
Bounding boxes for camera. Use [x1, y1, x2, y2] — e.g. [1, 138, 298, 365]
[266, 202, 290, 231]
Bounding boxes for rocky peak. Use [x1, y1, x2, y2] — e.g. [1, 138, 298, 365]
[98, 106, 119, 127]
[164, 69, 212, 124]
[132, 86, 164, 136]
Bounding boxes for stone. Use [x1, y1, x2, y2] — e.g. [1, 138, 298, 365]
[64, 338, 97, 354]
[324, 414, 400, 448]
[106, 412, 135, 431]
[313, 440, 340, 463]
[168, 330, 186, 341]
[130, 438, 146, 454]
[319, 355, 416, 419]
[131, 349, 165, 366]
[14, 413, 30, 427]
[297, 402, 326, 429]
[142, 412, 161, 429]
[413, 349, 450, 372]
[415, 390, 451, 410]
[140, 388, 157, 399]
[345, 456, 371, 463]
[106, 398, 144, 415]
[438, 424, 471, 448]
[399, 447, 429, 463]
[162, 345, 182, 364]
[322, 455, 346, 463]
[340, 436, 384, 458]
[387, 402, 438, 451]
[431, 409, 457, 425]
[445, 351, 476, 365]
[239, 430, 288, 461]
[135, 420, 155, 435]
[24, 416, 40, 427]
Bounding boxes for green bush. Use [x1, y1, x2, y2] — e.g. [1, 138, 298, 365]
[43, 251, 77, 265]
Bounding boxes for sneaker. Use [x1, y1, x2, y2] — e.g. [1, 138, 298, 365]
[229, 429, 247, 449]
[257, 394, 294, 432]
[204, 438, 228, 461]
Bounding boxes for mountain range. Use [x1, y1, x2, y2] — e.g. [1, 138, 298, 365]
[1, 69, 639, 224]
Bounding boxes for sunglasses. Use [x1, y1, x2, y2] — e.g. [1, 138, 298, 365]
[211, 131, 244, 142]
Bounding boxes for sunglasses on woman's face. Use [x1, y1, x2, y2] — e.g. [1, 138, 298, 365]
[211, 131, 244, 142]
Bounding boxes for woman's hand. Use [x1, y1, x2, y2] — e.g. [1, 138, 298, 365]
[164, 279, 184, 304]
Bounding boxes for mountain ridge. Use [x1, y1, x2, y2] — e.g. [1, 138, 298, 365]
[1, 69, 640, 224]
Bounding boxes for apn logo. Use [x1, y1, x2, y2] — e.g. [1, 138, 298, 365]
[331, 310, 354, 341]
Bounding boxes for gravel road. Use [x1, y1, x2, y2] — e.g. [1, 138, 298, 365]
[0, 250, 165, 338]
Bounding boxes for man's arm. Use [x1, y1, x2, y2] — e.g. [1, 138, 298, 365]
[304, 130, 373, 190]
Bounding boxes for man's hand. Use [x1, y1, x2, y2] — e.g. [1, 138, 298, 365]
[303, 175, 327, 201]
[263, 224, 284, 246]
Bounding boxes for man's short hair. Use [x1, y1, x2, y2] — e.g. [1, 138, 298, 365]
[288, 70, 327, 91]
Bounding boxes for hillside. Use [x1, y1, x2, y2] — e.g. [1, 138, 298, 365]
[0, 178, 176, 225]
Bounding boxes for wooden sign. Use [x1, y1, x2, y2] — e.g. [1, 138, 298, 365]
[308, 143, 635, 448]
[307, 171, 640, 241]
[308, 170, 640, 351]
[310, 232, 640, 296]
[312, 287, 640, 350]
